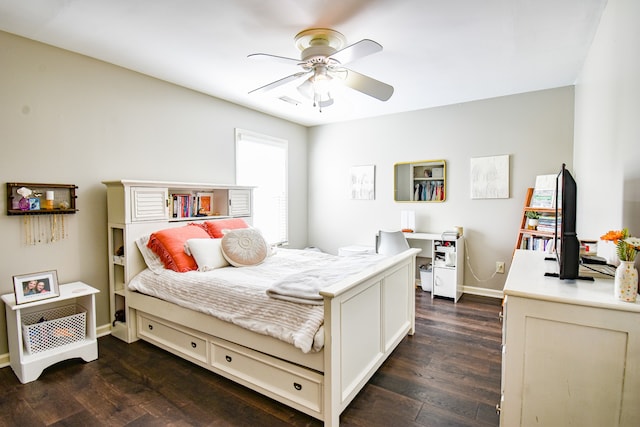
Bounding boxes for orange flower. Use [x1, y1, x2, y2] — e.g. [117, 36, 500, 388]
[601, 230, 625, 244]
[601, 228, 638, 261]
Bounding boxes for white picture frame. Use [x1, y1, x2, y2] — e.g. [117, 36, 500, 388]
[13, 270, 59, 304]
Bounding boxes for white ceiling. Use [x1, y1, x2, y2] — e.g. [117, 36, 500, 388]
[0, 0, 607, 127]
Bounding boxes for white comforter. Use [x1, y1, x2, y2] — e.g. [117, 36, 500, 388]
[128, 248, 383, 353]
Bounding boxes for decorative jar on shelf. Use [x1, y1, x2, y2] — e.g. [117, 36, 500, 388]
[18, 197, 30, 211]
[525, 211, 540, 230]
[614, 261, 638, 302]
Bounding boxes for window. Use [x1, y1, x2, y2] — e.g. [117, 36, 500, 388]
[235, 129, 288, 246]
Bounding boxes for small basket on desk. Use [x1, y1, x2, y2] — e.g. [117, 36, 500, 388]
[22, 304, 87, 354]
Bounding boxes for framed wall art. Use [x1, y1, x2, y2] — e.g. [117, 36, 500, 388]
[349, 165, 375, 200]
[470, 154, 510, 199]
[13, 270, 59, 304]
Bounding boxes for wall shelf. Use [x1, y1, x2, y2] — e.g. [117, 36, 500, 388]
[6, 182, 78, 216]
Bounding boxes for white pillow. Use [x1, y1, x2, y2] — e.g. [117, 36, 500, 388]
[220, 228, 269, 267]
[136, 235, 166, 274]
[184, 238, 229, 271]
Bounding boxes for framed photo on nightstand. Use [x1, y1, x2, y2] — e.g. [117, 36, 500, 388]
[12, 270, 59, 304]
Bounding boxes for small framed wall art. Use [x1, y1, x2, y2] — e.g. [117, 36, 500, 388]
[13, 270, 59, 304]
[349, 165, 376, 200]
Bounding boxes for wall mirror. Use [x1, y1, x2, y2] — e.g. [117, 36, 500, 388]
[394, 160, 446, 202]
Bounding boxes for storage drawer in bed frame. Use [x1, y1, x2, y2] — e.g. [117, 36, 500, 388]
[137, 313, 208, 364]
[211, 337, 322, 413]
[136, 311, 323, 417]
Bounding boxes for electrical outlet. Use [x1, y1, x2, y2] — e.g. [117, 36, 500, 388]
[496, 261, 505, 274]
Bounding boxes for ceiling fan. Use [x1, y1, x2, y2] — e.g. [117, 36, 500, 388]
[248, 28, 393, 111]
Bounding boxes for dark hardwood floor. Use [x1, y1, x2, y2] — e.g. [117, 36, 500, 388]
[0, 292, 502, 426]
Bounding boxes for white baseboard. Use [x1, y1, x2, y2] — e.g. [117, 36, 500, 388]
[463, 286, 504, 299]
[97, 323, 112, 338]
[0, 352, 9, 369]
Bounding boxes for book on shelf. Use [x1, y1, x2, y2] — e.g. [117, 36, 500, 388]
[520, 234, 555, 252]
[170, 193, 193, 218]
[169, 191, 221, 219]
[530, 174, 557, 208]
[536, 214, 560, 233]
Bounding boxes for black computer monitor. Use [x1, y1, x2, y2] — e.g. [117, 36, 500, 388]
[545, 163, 593, 281]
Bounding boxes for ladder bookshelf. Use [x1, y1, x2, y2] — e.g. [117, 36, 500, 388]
[514, 188, 560, 255]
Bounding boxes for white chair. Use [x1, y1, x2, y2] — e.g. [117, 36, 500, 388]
[376, 230, 410, 255]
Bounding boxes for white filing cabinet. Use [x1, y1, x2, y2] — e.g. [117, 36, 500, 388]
[1, 282, 99, 383]
[403, 232, 464, 301]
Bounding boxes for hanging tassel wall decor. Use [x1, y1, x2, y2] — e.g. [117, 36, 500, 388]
[22, 214, 68, 245]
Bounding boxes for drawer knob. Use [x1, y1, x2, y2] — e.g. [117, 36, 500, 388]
[495, 403, 501, 414]
[191, 342, 197, 348]
[225, 355, 232, 363]
[148, 324, 153, 330]
[293, 382, 302, 391]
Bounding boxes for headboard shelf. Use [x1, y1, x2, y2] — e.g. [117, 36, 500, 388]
[103, 179, 254, 343]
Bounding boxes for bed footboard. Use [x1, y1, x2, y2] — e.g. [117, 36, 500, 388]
[321, 248, 419, 426]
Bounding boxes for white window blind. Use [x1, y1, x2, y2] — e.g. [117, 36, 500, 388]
[235, 129, 288, 246]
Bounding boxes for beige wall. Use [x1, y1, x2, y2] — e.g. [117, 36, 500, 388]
[307, 87, 575, 292]
[0, 31, 308, 354]
[574, 0, 640, 242]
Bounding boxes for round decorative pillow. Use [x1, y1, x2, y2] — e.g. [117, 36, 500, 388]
[220, 228, 269, 267]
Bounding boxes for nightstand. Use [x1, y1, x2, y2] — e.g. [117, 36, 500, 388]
[1, 281, 99, 383]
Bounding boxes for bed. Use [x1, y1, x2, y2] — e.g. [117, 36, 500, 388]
[118, 219, 419, 426]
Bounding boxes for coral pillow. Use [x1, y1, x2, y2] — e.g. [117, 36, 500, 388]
[147, 225, 210, 272]
[221, 228, 269, 267]
[204, 218, 250, 238]
[184, 238, 229, 271]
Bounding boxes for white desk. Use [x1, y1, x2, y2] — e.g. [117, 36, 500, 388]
[404, 232, 443, 241]
[403, 232, 441, 260]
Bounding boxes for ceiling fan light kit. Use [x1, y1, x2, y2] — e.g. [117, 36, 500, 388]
[248, 28, 393, 112]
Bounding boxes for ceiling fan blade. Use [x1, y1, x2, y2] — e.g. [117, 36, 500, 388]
[329, 39, 382, 65]
[247, 53, 301, 65]
[343, 69, 394, 101]
[249, 71, 310, 94]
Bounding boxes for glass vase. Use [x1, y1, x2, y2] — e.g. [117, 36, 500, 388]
[614, 261, 638, 302]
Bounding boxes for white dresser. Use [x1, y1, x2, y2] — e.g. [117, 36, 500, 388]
[500, 250, 640, 426]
